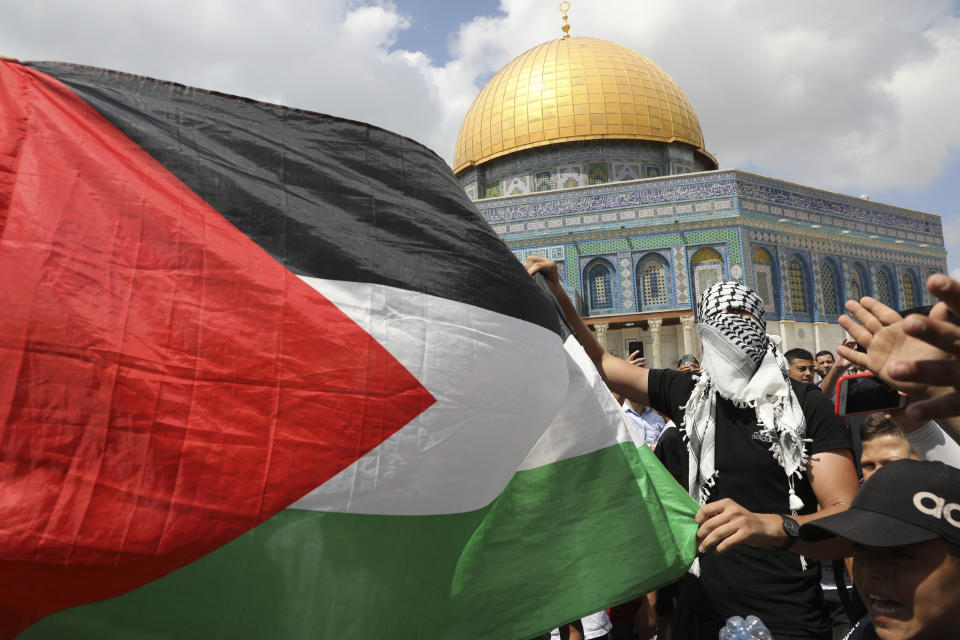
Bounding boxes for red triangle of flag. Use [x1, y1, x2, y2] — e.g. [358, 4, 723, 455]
[0, 62, 435, 635]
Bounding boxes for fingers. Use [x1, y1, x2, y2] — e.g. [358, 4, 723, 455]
[836, 343, 868, 370]
[695, 500, 769, 553]
[927, 274, 960, 318]
[905, 392, 960, 422]
[524, 255, 555, 277]
[695, 498, 733, 524]
[858, 296, 905, 326]
[838, 308, 873, 351]
[698, 520, 743, 554]
[902, 313, 960, 358]
[835, 339, 856, 368]
[888, 357, 960, 387]
[695, 500, 736, 552]
[713, 528, 751, 554]
[842, 298, 890, 342]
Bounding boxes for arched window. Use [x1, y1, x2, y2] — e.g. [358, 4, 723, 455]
[636, 254, 669, 309]
[788, 258, 808, 314]
[585, 261, 615, 313]
[901, 271, 919, 309]
[848, 263, 868, 302]
[819, 259, 841, 315]
[691, 247, 725, 305]
[875, 268, 894, 307]
[752, 247, 777, 317]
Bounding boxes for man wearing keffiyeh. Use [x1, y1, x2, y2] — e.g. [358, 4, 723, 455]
[527, 258, 859, 640]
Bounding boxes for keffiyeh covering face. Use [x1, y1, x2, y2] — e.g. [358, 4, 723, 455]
[682, 282, 810, 516]
[698, 282, 768, 374]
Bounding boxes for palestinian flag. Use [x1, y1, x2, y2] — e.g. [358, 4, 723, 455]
[0, 60, 698, 639]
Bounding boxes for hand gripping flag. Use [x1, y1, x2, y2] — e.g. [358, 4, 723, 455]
[0, 61, 698, 639]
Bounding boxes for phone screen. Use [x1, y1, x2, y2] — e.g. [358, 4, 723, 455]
[837, 374, 904, 416]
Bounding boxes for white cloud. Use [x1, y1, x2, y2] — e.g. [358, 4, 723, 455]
[2, 0, 959, 196]
[0, 0, 444, 147]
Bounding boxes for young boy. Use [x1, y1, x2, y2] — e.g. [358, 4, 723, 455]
[800, 459, 960, 640]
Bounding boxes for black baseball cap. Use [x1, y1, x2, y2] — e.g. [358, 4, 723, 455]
[800, 459, 960, 548]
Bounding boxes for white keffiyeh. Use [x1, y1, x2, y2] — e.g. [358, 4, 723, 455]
[681, 282, 811, 513]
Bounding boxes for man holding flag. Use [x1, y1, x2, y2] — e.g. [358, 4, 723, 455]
[527, 256, 859, 640]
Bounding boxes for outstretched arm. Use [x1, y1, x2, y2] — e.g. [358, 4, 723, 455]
[526, 256, 651, 405]
[818, 340, 854, 397]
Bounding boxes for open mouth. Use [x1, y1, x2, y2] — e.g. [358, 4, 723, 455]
[868, 593, 906, 618]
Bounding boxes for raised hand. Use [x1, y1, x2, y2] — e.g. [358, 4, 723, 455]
[838, 297, 950, 396]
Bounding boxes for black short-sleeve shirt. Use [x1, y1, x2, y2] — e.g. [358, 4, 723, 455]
[649, 368, 852, 637]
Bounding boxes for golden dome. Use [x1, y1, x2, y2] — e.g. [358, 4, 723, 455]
[453, 36, 715, 174]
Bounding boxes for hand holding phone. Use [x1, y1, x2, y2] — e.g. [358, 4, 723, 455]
[835, 372, 907, 417]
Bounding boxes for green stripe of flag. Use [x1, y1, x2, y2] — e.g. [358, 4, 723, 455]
[21, 443, 697, 639]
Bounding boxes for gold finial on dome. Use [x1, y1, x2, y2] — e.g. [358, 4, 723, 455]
[559, 2, 571, 39]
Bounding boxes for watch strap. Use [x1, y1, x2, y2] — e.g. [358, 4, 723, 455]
[779, 514, 800, 550]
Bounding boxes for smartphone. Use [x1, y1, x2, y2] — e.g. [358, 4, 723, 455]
[835, 373, 906, 417]
[627, 341, 644, 358]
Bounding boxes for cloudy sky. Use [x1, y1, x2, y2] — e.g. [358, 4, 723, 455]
[4, 0, 959, 274]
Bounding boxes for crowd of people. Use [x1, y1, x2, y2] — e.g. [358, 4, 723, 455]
[525, 259, 960, 640]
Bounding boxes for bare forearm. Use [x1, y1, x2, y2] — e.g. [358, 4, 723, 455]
[819, 364, 847, 396]
[546, 278, 606, 366]
[789, 503, 854, 559]
[733, 506, 851, 559]
[545, 278, 652, 404]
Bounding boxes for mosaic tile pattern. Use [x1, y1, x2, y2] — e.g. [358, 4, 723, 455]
[619, 252, 634, 310]
[480, 167, 945, 321]
[674, 246, 689, 305]
[473, 140, 690, 188]
[475, 169, 942, 250]
[738, 177, 939, 236]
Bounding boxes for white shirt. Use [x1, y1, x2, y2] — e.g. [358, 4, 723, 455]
[622, 403, 666, 447]
[550, 610, 613, 639]
[903, 421, 960, 468]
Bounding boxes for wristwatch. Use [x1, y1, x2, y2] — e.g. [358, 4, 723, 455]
[779, 514, 800, 550]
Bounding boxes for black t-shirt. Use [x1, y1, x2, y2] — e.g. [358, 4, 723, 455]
[649, 368, 852, 637]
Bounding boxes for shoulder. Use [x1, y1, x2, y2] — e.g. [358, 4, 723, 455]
[649, 368, 695, 394]
[648, 369, 696, 420]
[790, 378, 826, 402]
[792, 377, 838, 418]
[792, 378, 851, 452]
